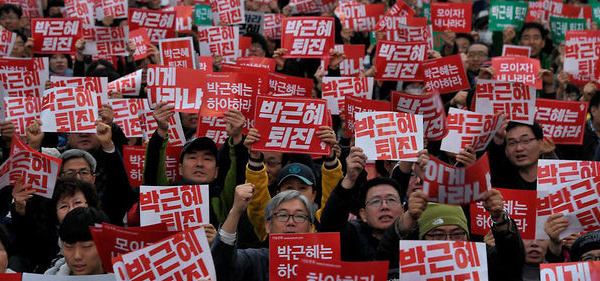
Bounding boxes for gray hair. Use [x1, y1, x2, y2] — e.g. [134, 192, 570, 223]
[264, 190, 317, 223]
[59, 149, 97, 173]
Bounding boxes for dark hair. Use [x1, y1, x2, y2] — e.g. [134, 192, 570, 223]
[47, 53, 73, 69]
[589, 90, 600, 111]
[246, 32, 269, 56]
[85, 60, 116, 76]
[518, 22, 548, 42]
[0, 4, 22, 18]
[456, 33, 474, 45]
[59, 207, 108, 244]
[88, 67, 120, 82]
[12, 29, 26, 44]
[359, 177, 402, 208]
[51, 178, 100, 214]
[506, 121, 544, 140]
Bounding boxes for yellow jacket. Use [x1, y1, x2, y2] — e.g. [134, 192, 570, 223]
[245, 160, 343, 241]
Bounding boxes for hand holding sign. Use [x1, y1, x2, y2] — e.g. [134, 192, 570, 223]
[153, 102, 175, 139]
[340, 146, 367, 189]
[223, 109, 245, 145]
[273, 48, 288, 71]
[483, 189, 506, 229]
[11, 176, 34, 216]
[25, 119, 44, 151]
[316, 126, 337, 159]
[244, 128, 262, 159]
[399, 190, 429, 232]
[0, 121, 15, 144]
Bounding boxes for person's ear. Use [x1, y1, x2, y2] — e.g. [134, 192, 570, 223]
[265, 220, 272, 235]
[359, 208, 368, 223]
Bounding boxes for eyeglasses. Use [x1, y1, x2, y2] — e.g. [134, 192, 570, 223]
[467, 52, 487, 59]
[56, 199, 87, 212]
[506, 137, 537, 148]
[271, 212, 310, 223]
[581, 255, 600, 262]
[366, 197, 401, 208]
[61, 169, 94, 179]
[425, 231, 467, 241]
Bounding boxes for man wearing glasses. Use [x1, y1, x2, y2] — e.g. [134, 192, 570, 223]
[211, 185, 315, 281]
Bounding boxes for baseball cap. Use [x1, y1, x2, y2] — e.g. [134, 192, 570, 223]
[180, 137, 218, 163]
[277, 163, 315, 187]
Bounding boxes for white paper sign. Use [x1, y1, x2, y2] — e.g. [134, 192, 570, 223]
[107, 69, 142, 97]
[40, 87, 99, 133]
[139, 185, 210, 231]
[474, 79, 536, 125]
[440, 107, 504, 154]
[322, 77, 373, 115]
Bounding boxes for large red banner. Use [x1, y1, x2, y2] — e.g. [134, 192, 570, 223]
[540, 261, 600, 281]
[374, 40, 427, 81]
[535, 98, 588, 145]
[423, 153, 492, 205]
[31, 18, 82, 54]
[281, 17, 335, 59]
[391, 91, 448, 141]
[128, 8, 176, 44]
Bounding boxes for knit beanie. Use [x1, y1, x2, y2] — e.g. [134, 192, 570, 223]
[418, 203, 469, 240]
[569, 230, 600, 262]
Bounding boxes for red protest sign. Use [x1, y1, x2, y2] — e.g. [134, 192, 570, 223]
[322, 77, 374, 115]
[139, 185, 210, 231]
[492, 56, 542, 89]
[167, 6, 194, 33]
[541, 261, 600, 281]
[289, 0, 322, 15]
[564, 30, 600, 86]
[91, 223, 177, 273]
[441, 108, 505, 154]
[109, 99, 148, 138]
[146, 65, 204, 112]
[82, 25, 129, 57]
[197, 26, 239, 61]
[2, 97, 41, 136]
[210, 0, 244, 25]
[93, 0, 127, 20]
[399, 240, 487, 280]
[107, 69, 143, 97]
[50, 76, 108, 106]
[334, 44, 365, 77]
[238, 36, 252, 57]
[354, 111, 424, 161]
[474, 79, 536, 125]
[196, 116, 228, 148]
[237, 57, 276, 72]
[470, 188, 537, 239]
[431, 2, 472, 33]
[267, 72, 313, 97]
[0, 136, 62, 199]
[159, 37, 197, 69]
[0, 57, 34, 72]
[128, 8, 176, 44]
[40, 87, 98, 133]
[335, 2, 385, 32]
[198, 72, 260, 117]
[502, 45, 531, 57]
[0, 273, 21, 281]
[269, 233, 341, 281]
[31, 18, 82, 54]
[0, 29, 16, 56]
[252, 96, 330, 155]
[422, 55, 469, 94]
[297, 260, 389, 281]
[0, 58, 49, 98]
[423, 153, 492, 205]
[343, 95, 390, 137]
[374, 40, 427, 81]
[526, 1, 546, 24]
[123, 145, 183, 186]
[385, 21, 433, 51]
[139, 110, 187, 146]
[112, 227, 216, 280]
[264, 13, 283, 40]
[535, 98, 588, 145]
[129, 28, 152, 61]
[391, 91, 448, 141]
[197, 56, 213, 72]
[375, 0, 416, 31]
[281, 17, 335, 59]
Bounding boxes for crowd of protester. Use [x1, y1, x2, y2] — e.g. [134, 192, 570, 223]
[0, 0, 600, 280]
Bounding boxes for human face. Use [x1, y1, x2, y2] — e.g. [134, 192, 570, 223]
[424, 225, 468, 241]
[519, 28, 545, 58]
[504, 126, 541, 169]
[455, 37, 471, 54]
[523, 239, 549, 264]
[61, 158, 96, 184]
[9, 36, 24, 57]
[264, 152, 282, 187]
[48, 6, 63, 17]
[56, 191, 88, 223]
[249, 43, 266, 57]
[68, 133, 100, 151]
[179, 150, 218, 184]
[360, 185, 404, 231]
[49, 54, 69, 74]
[62, 240, 104, 275]
[279, 178, 315, 202]
[466, 44, 488, 72]
[580, 249, 600, 261]
[266, 198, 312, 234]
[0, 11, 20, 31]
[180, 113, 198, 130]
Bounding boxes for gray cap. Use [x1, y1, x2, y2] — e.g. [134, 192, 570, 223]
[59, 149, 97, 172]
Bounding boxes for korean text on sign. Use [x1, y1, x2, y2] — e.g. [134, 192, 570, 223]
[139, 109, 187, 146]
[146, 65, 204, 112]
[210, 0, 245, 25]
[252, 96, 331, 156]
[139, 185, 209, 231]
[391, 91, 448, 141]
[108, 99, 148, 138]
[128, 8, 176, 44]
[196, 116, 229, 148]
[322, 77, 374, 115]
[422, 54, 469, 94]
[123, 145, 183, 187]
[399, 240, 488, 281]
[540, 261, 600, 281]
[492, 56, 542, 89]
[31, 18, 82, 54]
[474, 79, 536, 125]
[108, 69, 143, 97]
[423, 153, 492, 205]
[199, 72, 259, 118]
[2, 97, 41, 136]
[50, 75, 109, 106]
[430, 2, 472, 33]
[375, 40, 427, 81]
[535, 98, 588, 145]
[269, 232, 341, 281]
[198, 26, 240, 61]
[564, 30, 600, 86]
[112, 227, 216, 281]
[344, 95, 390, 137]
[281, 17, 335, 58]
[40, 87, 99, 133]
[354, 111, 423, 161]
[82, 25, 129, 57]
[159, 37, 196, 69]
[297, 260, 389, 281]
[441, 108, 505, 154]
[267, 72, 313, 98]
